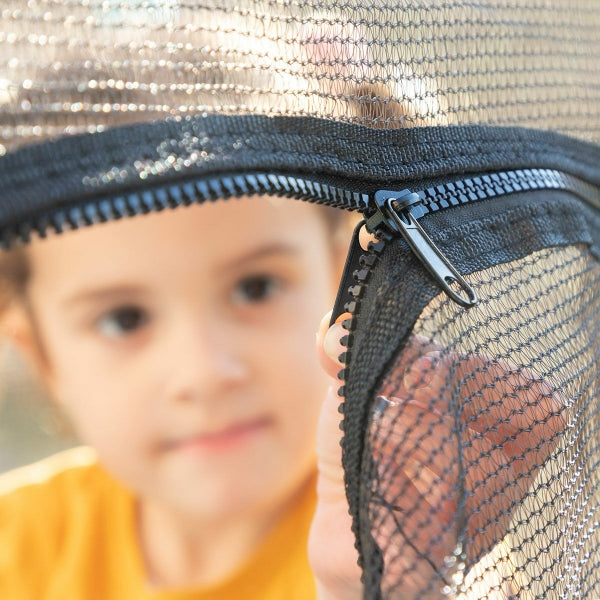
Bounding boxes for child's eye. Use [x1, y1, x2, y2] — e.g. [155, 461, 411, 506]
[95, 306, 149, 338]
[232, 275, 281, 305]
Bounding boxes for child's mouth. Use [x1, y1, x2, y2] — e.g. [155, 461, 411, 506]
[164, 418, 273, 454]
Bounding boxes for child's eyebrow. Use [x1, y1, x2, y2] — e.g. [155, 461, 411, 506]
[60, 285, 145, 309]
[216, 242, 300, 273]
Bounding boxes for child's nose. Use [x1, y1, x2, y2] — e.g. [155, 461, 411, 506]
[162, 320, 248, 403]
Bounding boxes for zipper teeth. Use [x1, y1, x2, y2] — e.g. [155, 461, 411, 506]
[3, 165, 597, 395]
[335, 236, 388, 395]
[413, 168, 600, 217]
[1, 173, 370, 247]
[3, 165, 596, 366]
[3, 167, 598, 247]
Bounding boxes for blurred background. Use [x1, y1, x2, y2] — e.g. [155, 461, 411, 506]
[0, 344, 78, 473]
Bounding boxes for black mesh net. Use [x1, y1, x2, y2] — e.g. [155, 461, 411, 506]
[1, 0, 600, 154]
[358, 245, 600, 598]
[339, 184, 600, 597]
[1, 2, 600, 599]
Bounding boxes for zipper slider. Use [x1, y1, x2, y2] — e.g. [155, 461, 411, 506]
[368, 189, 478, 308]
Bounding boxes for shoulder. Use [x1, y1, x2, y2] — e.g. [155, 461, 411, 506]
[0, 445, 128, 545]
[0, 446, 109, 543]
[0, 446, 99, 499]
[0, 447, 111, 592]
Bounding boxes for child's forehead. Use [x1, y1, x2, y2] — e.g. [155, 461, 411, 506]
[20, 198, 338, 310]
[25, 198, 329, 268]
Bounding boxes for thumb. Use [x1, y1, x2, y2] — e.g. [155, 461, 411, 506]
[310, 372, 363, 598]
[314, 311, 348, 500]
[315, 382, 346, 502]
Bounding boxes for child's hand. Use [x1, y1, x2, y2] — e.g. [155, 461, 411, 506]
[310, 313, 567, 599]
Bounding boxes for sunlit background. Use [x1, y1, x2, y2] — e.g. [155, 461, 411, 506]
[0, 344, 78, 472]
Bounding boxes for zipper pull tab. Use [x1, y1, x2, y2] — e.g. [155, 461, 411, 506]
[368, 189, 478, 308]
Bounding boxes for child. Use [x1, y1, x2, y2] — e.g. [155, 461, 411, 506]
[0, 196, 350, 599]
[0, 3, 411, 597]
[0, 3, 579, 598]
[0, 200, 567, 600]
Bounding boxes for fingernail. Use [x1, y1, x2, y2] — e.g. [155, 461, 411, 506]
[317, 311, 333, 339]
[373, 395, 433, 415]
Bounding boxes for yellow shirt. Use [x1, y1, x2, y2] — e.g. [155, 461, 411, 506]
[0, 447, 317, 600]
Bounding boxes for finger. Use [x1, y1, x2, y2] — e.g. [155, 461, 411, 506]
[371, 397, 454, 480]
[370, 395, 517, 564]
[316, 311, 349, 379]
[457, 356, 567, 477]
[309, 382, 363, 595]
[384, 346, 567, 481]
[372, 474, 456, 596]
[461, 429, 516, 550]
[359, 223, 378, 250]
[377, 336, 447, 405]
[370, 400, 458, 575]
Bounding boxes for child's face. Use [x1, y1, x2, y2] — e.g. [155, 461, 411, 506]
[21, 197, 341, 518]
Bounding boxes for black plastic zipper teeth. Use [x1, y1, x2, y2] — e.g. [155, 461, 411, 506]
[4, 172, 370, 247]
[7, 167, 598, 247]
[364, 169, 599, 310]
[6, 165, 599, 326]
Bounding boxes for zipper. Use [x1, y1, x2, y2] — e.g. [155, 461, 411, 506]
[369, 188, 478, 308]
[5, 166, 598, 389]
[6, 166, 599, 316]
[329, 168, 600, 328]
[327, 167, 600, 395]
[1, 173, 371, 247]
